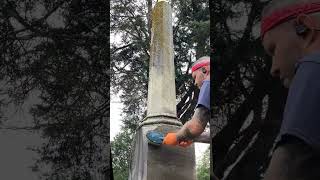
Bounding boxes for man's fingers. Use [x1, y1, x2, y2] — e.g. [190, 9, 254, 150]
[178, 140, 193, 147]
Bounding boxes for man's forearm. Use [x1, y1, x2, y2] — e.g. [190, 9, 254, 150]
[194, 131, 210, 143]
[176, 107, 210, 142]
[176, 121, 200, 141]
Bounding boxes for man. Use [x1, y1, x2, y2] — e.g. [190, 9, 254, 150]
[261, 1, 320, 179]
[162, 56, 219, 180]
[162, 56, 210, 147]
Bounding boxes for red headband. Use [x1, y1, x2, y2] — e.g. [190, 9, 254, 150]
[191, 60, 210, 73]
[261, 2, 320, 39]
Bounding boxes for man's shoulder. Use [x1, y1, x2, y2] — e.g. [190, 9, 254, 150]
[296, 52, 320, 72]
[298, 52, 320, 64]
[282, 55, 320, 149]
[196, 80, 210, 110]
[289, 59, 320, 101]
[295, 57, 320, 83]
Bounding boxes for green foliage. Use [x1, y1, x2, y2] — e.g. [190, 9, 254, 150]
[111, 130, 134, 180]
[196, 148, 210, 180]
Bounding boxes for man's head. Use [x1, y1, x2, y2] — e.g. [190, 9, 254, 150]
[261, 0, 320, 88]
[191, 56, 210, 89]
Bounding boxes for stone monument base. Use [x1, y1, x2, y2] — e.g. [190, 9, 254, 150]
[128, 123, 196, 180]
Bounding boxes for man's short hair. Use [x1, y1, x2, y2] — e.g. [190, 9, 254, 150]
[191, 56, 210, 73]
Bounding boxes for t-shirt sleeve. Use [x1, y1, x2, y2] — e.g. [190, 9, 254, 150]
[196, 80, 210, 110]
[280, 60, 320, 149]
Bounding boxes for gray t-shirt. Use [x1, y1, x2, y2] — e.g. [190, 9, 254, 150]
[279, 52, 320, 149]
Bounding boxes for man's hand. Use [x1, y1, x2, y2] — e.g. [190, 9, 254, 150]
[178, 140, 193, 147]
[163, 133, 193, 147]
[163, 133, 178, 146]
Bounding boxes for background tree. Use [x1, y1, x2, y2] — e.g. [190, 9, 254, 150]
[211, 1, 288, 179]
[110, 0, 210, 179]
[111, 131, 133, 180]
[197, 147, 210, 180]
[0, 0, 110, 179]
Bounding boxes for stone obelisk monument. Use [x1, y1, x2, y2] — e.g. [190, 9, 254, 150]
[128, 0, 196, 180]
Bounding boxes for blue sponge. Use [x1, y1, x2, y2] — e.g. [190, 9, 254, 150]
[146, 131, 164, 146]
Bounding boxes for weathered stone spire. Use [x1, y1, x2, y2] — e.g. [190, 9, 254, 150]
[141, 0, 180, 127]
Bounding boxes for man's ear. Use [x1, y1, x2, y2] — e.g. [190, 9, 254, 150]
[201, 67, 207, 74]
[201, 67, 210, 77]
[295, 14, 317, 48]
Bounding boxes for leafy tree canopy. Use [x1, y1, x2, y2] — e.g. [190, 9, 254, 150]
[0, 0, 110, 179]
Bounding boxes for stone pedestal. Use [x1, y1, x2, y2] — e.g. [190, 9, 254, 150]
[129, 124, 196, 180]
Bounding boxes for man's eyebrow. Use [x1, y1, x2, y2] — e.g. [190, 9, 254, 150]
[266, 43, 275, 56]
[262, 40, 272, 56]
